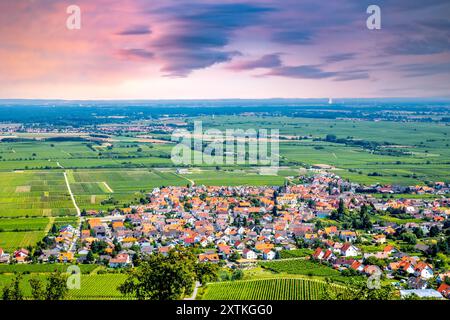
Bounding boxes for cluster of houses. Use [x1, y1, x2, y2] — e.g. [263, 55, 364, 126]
[0, 172, 449, 299]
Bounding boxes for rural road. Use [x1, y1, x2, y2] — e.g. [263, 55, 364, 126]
[63, 171, 81, 252]
[184, 281, 201, 300]
[63, 171, 81, 216]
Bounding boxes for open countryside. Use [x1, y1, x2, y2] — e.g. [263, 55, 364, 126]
[0, 101, 449, 301]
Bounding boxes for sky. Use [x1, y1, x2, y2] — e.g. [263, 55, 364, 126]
[0, 0, 449, 100]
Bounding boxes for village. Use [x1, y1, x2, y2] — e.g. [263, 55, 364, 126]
[1, 172, 449, 299]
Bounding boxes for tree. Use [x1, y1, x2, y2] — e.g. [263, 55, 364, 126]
[118, 247, 213, 300]
[29, 277, 45, 300]
[338, 199, 345, 217]
[401, 232, 417, 245]
[229, 251, 241, 262]
[315, 220, 323, 231]
[364, 256, 386, 268]
[2, 274, 23, 300]
[413, 227, 424, 239]
[91, 240, 108, 254]
[45, 272, 68, 300]
[359, 204, 372, 230]
[86, 250, 95, 264]
[429, 225, 440, 237]
[231, 269, 244, 281]
[195, 263, 219, 284]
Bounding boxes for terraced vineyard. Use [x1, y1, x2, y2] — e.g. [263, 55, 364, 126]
[202, 278, 344, 300]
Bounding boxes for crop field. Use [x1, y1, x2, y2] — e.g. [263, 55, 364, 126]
[202, 278, 343, 300]
[199, 116, 450, 185]
[0, 231, 45, 251]
[178, 170, 287, 186]
[0, 171, 75, 217]
[67, 169, 188, 210]
[67, 274, 128, 299]
[0, 217, 49, 232]
[0, 171, 77, 250]
[0, 273, 128, 300]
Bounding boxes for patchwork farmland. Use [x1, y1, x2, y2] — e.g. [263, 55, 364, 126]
[0, 171, 77, 250]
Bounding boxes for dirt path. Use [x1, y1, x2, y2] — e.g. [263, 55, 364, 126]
[184, 281, 201, 300]
[63, 171, 80, 216]
[63, 171, 81, 252]
[175, 173, 195, 186]
[102, 182, 114, 193]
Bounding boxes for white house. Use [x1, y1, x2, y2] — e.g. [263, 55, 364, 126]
[109, 253, 131, 268]
[262, 250, 276, 260]
[242, 249, 257, 260]
[415, 262, 434, 279]
[340, 243, 360, 257]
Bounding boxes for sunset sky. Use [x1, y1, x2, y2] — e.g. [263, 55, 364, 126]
[0, 0, 449, 99]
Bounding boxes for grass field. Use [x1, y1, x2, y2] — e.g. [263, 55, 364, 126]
[201, 278, 344, 300]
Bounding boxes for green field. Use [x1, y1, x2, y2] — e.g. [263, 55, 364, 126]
[178, 170, 286, 186]
[0, 263, 98, 274]
[198, 115, 450, 185]
[0, 171, 77, 250]
[0, 217, 49, 232]
[202, 278, 343, 300]
[278, 249, 314, 259]
[0, 171, 75, 217]
[68, 169, 188, 210]
[0, 273, 128, 300]
[2, 116, 450, 187]
[0, 231, 46, 251]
